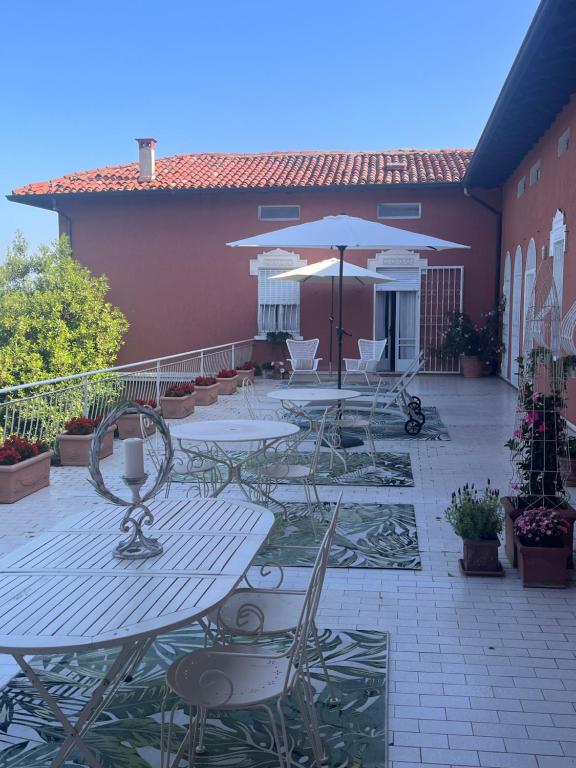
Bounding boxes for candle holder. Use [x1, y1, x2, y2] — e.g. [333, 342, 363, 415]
[88, 402, 174, 560]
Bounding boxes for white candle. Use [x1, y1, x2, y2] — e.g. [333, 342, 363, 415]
[124, 438, 145, 480]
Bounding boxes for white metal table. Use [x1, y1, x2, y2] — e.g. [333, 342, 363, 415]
[267, 387, 361, 466]
[0, 496, 274, 768]
[170, 419, 300, 508]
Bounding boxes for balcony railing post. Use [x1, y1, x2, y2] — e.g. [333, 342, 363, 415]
[155, 361, 161, 404]
[200, 351, 205, 377]
[82, 378, 89, 417]
[231, 343, 235, 369]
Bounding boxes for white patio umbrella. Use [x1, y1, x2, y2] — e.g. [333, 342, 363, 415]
[228, 214, 469, 388]
[270, 257, 395, 373]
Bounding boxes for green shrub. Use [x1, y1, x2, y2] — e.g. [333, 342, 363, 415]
[445, 482, 502, 540]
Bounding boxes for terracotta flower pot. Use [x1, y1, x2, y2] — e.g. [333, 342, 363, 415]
[460, 538, 502, 575]
[237, 369, 255, 384]
[516, 537, 570, 588]
[160, 393, 196, 419]
[0, 451, 53, 504]
[216, 375, 239, 395]
[502, 496, 576, 568]
[194, 384, 219, 406]
[461, 355, 483, 378]
[58, 426, 115, 466]
[117, 409, 159, 439]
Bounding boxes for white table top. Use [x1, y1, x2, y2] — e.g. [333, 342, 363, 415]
[170, 418, 300, 443]
[267, 387, 361, 403]
[0, 497, 274, 654]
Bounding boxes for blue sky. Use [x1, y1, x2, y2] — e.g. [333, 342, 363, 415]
[1, 0, 539, 256]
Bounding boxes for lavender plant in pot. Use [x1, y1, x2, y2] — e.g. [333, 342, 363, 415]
[445, 482, 504, 575]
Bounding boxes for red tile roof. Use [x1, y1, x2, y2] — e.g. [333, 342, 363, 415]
[11, 149, 473, 198]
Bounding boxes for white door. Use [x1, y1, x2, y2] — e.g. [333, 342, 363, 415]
[501, 252, 511, 380]
[396, 291, 419, 372]
[511, 246, 523, 385]
[374, 288, 419, 372]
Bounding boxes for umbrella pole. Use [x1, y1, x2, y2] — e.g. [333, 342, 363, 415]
[337, 246, 345, 389]
[329, 276, 334, 375]
[336, 244, 363, 448]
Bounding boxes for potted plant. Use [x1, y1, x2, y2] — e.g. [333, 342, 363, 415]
[216, 369, 239, 395]
[560, 436, 576, 486]
[236, 361, 256, 383]
[261, 362, 276, 379]
[514, 508, 571, 587]
[478, 303, 505, 375]
[445, 482, 504, 575]
[503, 356, 576, 566]
[58, 416, 115, 466]
[0, 435, 52, 504]
[437, 311, 483, 378]
[160, 383, 196, 419]
[194, 376, 219, 406]
[117, 399, 159, 438]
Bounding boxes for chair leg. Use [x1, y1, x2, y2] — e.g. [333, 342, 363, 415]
[365, 425, 376, 468]
[288, 371, 294, 385]
[263, 702, 288, 768]
[314, 370, 321, 383]
[311, 622, 339, 704]
[295, 677, 326, 767]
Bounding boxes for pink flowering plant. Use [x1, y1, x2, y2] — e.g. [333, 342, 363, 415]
[505, 358, 566, 503]
[513, 508, 569, 548]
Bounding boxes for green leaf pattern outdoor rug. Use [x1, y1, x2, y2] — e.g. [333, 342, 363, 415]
[257, 502, 420, 570]
[0, 626, 389, 768]
[248, 450, 413, 488]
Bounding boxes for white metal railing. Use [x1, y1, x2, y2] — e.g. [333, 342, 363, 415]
[0, 339, 254, 446]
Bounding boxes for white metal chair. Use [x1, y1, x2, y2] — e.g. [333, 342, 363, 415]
[257, 409, 328, 521]
[343, 338, 387, 384]
[160, 494, 342, 768]
[142, 415, 222, 498]
[286, 338, 322, 384]
[242, 378, 285, 421]
[329, 376, 385, 466]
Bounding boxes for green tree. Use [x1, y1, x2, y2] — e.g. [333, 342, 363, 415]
[0, 233, 129, 387]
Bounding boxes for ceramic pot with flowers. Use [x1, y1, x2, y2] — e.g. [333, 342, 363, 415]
[160, 384, 196, 419]
[0, 436, 52, 503]
[194, 377, 219, 406]
[117, 399, 159, 438]
[236, 362, 256, 383]
[216, 369, 239, 395]
[513, 508, 571, 587]
[58, 417, 115, 466]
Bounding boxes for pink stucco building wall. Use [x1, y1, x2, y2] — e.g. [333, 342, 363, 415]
[56, 185, 499, 367]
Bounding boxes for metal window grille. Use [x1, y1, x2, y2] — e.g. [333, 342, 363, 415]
[257, 268, 300, 334]
[377, 202, 421, 220]
[258, 205, 300, 221]
[420, 266, 464, 373]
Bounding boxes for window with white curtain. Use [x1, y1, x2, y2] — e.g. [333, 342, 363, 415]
[257, 268, 300, 335]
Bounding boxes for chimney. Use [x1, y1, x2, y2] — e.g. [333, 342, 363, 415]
[135, 138, 157, 182]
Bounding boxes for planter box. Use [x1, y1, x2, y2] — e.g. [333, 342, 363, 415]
[461, 355, 483, 378]
[0, 451, 53, 504]
[237, 369, 255, 384]
[502, 496, 576, 568]
[216, 375, 239, 395]
[262, 369, 280, 380]
[117, 409, 159, 439]
[516, 537, 570, 588]
[58, 426, 115, 466]
[160, 393, 196, 420]
[194, 384, 219, 406]
[460, 538, 503, 576]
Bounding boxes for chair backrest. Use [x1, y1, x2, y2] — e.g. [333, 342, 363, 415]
[241, 377, 258, 419]
[308, 408, 329, 475]
[358, 338, 387, 363]
[285, 492, 342, 691]
[286, 338, 319, 365]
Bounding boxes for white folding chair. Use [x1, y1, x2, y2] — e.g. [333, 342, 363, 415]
[161, 494, 342, 768]
[286, 338, 322, 384]
[330, 376, 385, 466]
[343, 338, 387, 384]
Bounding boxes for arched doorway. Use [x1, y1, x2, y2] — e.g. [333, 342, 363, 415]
[501, 252, 511, 380]
[510, 246, 523, 385]
[523, 238, 536, 346]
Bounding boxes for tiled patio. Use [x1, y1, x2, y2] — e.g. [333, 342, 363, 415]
[2, 374, 576, 768]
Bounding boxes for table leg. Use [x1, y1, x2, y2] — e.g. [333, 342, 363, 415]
[14, 638, 151, 768]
